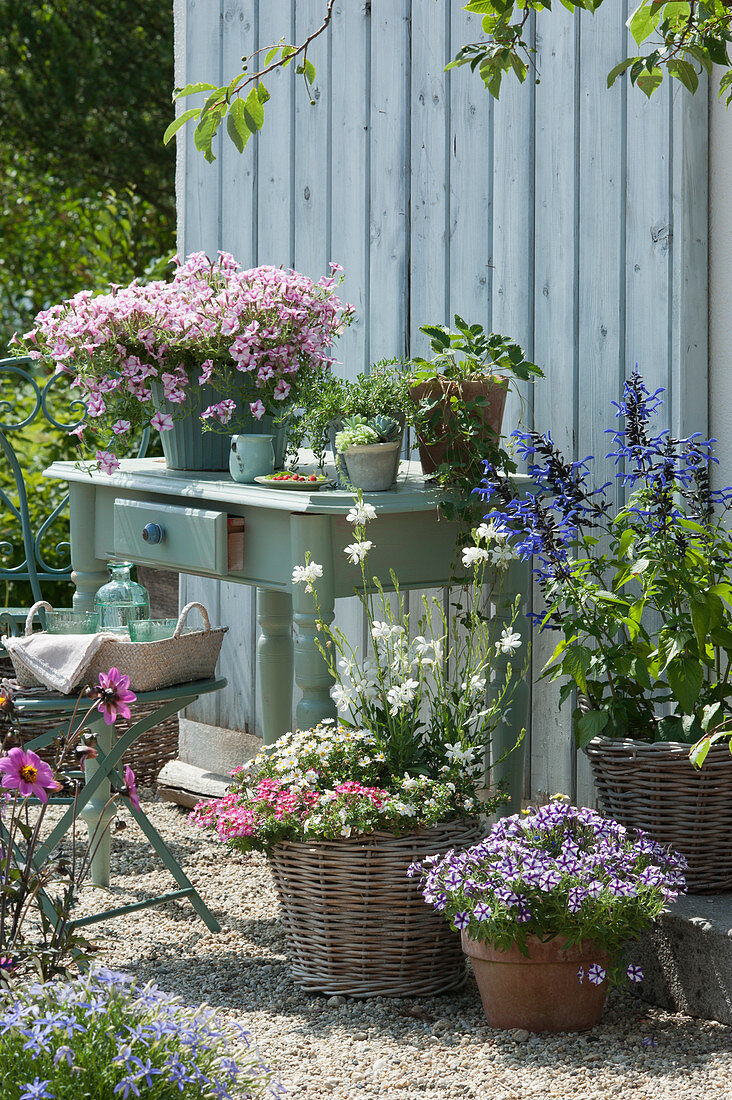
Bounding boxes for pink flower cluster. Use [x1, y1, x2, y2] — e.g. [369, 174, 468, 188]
[331, 781, 388, 807]
[16, 251, 354, 447]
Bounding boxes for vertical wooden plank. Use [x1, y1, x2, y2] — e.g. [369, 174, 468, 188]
[410, 0, 449, 354]
[178, 0, 223, 728]
[256, 2, 295, 266]
[529, 5, 579, 803]
[490, 17, 535, 800]
[293, 0, 331, 282]
[330, 1, 370, 380]
[408, 0, 450, 661]
[179, 0, 222, 259]
[671, 80, 709, 440]
[625, 82, 672, 402]
[448, 6, 493, 333]
[369, 0, 410, 364]
[328, 1, 372, 660]
[220, 0, 257, 268]
[575, 0, 626, 809]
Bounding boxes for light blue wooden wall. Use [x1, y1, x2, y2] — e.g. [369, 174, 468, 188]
[174, 0, 708, 803]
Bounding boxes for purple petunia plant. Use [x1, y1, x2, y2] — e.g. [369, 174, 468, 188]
[0, 966, 281, 1100]
[410, 801, 687, 988]
[12, 251, 354, 472]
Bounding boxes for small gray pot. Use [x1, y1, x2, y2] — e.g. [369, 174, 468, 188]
[343, 441, 401, 492]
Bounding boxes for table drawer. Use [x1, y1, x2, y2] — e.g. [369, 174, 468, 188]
[114, 500, 229, 574]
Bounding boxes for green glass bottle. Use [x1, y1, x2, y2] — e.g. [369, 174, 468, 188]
[94, 561, 150, 631]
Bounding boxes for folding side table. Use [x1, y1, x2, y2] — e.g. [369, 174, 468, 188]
[13, 678, 226, 932]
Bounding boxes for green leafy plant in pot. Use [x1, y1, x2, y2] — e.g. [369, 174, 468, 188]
[479, 370, 732, 891]
[408, 317, 543, 527]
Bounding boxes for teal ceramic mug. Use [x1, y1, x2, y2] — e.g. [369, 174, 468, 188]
[229, 433, 275, 483]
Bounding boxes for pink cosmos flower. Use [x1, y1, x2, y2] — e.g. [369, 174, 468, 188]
[0, 748, 60, 803]
[94, 667, 137, 725]
[124, 764, 140, 813]
[96, 450, 120, 475]
[150, 410, 174, 432]
[250, 400, 265, 420]
[111, 419, 131, 435]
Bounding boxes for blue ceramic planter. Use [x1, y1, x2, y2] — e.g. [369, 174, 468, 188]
[151, 381, 288, 472]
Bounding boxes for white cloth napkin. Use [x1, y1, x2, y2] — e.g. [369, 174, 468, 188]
[1, 631, 127, 694]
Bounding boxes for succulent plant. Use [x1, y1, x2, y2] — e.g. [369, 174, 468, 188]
[372, 414, 401, 443]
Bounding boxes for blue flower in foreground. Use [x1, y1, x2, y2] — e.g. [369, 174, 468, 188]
[587, 964, 606, 986]
[627, 964, 644, 983]
[19, 1081, 54, 1100]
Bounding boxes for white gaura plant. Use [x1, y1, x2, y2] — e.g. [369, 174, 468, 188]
[292, 495, 529, 781]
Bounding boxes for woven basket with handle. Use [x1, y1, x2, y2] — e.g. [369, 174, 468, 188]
[269, 818, 484, 998]
[584, 735, 732, 893]
[9, 601, 227, 693]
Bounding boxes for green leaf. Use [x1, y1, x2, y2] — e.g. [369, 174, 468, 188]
[657, 714, 685, 742]
[701, 701, 723, 732]
[666, 657, 704, 714]
[265, 46, 281, 65]
[173, 81, 218, 100]
[226, 99, 252, 154]
[667, 58, 699, 94]
[690, 734, 712, 768]
[163, 108, 201, 145]
[607, 57, 636, 88]
[242, 87, 266, 134]
[635, 65, 664, 97]
[628, 1, 662, 45]
[690, 598, 710, 654]
[257, 84, 271, 105]
[574, 708, 609, 750]
[562, 645, 592, 694]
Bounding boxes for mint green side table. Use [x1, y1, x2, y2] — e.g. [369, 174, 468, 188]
[46, 456, 531, 814]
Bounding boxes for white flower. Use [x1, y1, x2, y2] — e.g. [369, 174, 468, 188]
[346, 502, 377, 525]
[292, 561, 324, 592]
[412, 636, 443, 667]
[401, 773, 420, 790]
[490, 542, 517, 570]
[462, 546, 490, 568]
[495, 628, 522, 655]
[386, 678, 420, 715]
[344, 540, 373, 564]
[445, 743, 476, 766]
[392, 801, 416, 817]
[331, 684, 354, 712]
[476, 520, 509, 544]
[370, 620, 392, 643]
[461, 675, 487, 697]
[340, 824, 353, 837]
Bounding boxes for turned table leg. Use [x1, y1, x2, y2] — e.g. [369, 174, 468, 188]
[290, 514, 337, 733]
[257, 588, 294, 746]
[69, 483, 109, 612]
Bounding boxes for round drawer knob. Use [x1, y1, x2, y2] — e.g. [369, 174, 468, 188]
[142, 522, 165, 544]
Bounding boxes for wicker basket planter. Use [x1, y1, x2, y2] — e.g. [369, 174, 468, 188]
[584, 736, 732, 893]
[269, 819, 483, 998]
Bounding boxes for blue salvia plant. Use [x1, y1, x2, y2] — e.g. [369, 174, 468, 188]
[478, 370, 732, 752]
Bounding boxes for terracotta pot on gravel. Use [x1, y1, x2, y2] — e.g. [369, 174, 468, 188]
[408, 376, 508, 476]
[462, 933, 611, 1033]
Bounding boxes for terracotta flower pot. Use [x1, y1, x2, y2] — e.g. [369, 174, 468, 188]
[462, 933, 610, 1032]
[408, 376, 508, 476]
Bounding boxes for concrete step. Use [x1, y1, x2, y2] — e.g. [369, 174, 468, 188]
[632, 894, 732, 1025]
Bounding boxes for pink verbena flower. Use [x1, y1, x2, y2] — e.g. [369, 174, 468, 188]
[94, 668, 137, 725]
[0, 748, 60, 803]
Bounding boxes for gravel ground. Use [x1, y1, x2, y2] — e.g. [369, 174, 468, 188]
[50, 793, 732, 1100]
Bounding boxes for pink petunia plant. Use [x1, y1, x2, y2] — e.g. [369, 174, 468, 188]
[13, 251, 354, 472]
